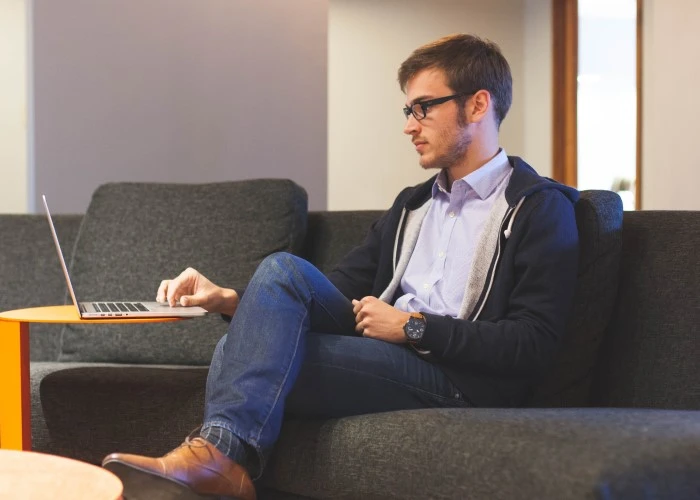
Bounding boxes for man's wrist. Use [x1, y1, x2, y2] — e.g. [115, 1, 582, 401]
[403, 312, 427, 344]
[397, 312, 412, 343]
[220, 288, 239, 316]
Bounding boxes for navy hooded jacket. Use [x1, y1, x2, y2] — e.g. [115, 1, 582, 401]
[327, 156, 580, 407]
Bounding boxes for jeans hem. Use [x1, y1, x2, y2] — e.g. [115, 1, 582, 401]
[201, 420, 268, 480]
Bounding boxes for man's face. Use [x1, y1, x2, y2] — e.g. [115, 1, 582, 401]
[403, 68, 471, 171]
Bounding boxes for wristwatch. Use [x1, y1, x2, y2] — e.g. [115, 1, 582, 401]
[403, 312, 426, 343]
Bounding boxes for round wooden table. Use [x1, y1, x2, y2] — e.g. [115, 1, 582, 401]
[0, 449, 123, 499]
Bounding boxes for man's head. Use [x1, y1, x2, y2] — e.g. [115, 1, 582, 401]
[398, 34, 512, 128]
[398, 34, 512, 175]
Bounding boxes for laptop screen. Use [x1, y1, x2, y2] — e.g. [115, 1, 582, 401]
[42, 195, 82, 315]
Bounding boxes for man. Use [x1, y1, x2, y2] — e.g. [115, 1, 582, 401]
[103, 34, 579, 500]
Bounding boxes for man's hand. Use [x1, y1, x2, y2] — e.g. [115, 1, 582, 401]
[156, 267, 239, 316]
[352, 296, 411, 344]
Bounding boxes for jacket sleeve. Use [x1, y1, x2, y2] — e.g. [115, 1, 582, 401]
[417, 190, 579, 377]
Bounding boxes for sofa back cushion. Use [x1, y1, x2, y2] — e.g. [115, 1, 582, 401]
[303, 211, 384, 274]
[58, 180, 307, 365]
[528, 190, 623, 407]
[0, 214, 83, 361]
[590, 211, 700, 409]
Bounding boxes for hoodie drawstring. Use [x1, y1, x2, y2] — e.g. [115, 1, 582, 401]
[504, 197, 526, 239]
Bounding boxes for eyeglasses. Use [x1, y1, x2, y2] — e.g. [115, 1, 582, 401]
[403, 93, 468, 121]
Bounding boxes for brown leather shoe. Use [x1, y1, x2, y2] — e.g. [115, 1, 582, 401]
[102, 436, 256, 500]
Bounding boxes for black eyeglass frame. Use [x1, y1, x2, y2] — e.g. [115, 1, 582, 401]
[402, 92, 474, 120]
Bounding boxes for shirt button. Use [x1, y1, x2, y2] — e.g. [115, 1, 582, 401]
[438, 251, 445, 258]
[423, 283, 430, 290]
[449, 211, 455, 218]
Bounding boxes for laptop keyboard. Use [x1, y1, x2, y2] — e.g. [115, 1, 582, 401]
[92, 302, 148, 313]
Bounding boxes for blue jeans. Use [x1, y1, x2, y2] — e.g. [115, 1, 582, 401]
[202, 253, 469, 475]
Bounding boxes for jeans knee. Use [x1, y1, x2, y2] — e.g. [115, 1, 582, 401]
[259, 252, 303, 275]
[253, 252, 317, 295]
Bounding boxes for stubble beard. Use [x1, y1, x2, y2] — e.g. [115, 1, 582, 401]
[419, 109, 471, 171]
[420, 127, 471, 172]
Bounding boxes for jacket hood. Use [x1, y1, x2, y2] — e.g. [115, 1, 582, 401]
[505, 156, 579, 206]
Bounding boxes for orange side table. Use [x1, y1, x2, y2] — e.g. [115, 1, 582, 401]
[0, 449, 123, 499]
[0, 306, 183, 450]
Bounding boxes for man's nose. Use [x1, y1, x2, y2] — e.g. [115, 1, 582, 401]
[403, 114, 420, 135]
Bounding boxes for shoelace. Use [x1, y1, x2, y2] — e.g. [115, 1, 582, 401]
[184, 426, 206, 447]
[162, 426, 207, 458]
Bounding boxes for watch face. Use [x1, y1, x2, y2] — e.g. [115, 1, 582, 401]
[404, 316, 426, 341]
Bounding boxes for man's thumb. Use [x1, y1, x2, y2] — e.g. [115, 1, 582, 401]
[180, 294, 199, 307]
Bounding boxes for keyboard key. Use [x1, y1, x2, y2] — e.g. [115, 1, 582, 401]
[135, 303, 148, 311]
[107, 303, 119, 312]
[116, 303, 128, 312]
[125, 303, 138, 312]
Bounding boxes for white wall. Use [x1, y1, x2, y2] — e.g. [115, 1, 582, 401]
[31, 0, 328, 213]
[523, 0, 552, 180]
[328, 0, 553, 210]
[642, 0, 700, 210]
[0, 0, 28, 213]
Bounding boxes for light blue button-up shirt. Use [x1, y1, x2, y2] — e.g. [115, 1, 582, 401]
[394, 149, 512, 318]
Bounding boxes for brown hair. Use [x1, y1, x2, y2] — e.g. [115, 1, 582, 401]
[398, 34, 513, 127]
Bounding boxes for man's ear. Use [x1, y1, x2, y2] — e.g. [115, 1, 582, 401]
[468, 90, 492, 123]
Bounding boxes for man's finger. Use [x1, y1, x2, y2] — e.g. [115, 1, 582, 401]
[180, 292, 204, 307]
[156, 280, 170, 303]
[356, 308, 369, 323]
[166, 278, 185, 307]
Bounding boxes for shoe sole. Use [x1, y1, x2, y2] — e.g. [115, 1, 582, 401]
[103, 461, 238, 500]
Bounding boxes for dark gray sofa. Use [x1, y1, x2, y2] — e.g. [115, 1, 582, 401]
[1, 179, 698, 499]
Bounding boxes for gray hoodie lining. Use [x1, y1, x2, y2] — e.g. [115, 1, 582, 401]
[379, 201, 432, 303]
[380, 189, 522, 321]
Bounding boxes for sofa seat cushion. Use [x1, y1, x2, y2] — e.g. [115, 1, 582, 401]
[262, 408, 700, 500]
[58, 180, 307, 365]
[31, 362, 208, 463]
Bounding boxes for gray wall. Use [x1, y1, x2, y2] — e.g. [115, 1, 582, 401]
[32, 0, 328, 213]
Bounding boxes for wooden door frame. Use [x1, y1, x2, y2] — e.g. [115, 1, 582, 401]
[551, 0, 643, 208]
[551, 0, 578, 188]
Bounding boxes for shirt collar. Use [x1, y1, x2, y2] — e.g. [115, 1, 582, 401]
[432, 149, 510, 200]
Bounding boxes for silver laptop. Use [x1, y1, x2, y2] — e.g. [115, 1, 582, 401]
[42, 195, 207, 319]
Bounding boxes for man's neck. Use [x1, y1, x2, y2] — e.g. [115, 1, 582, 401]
[444, 143, 501, 191]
